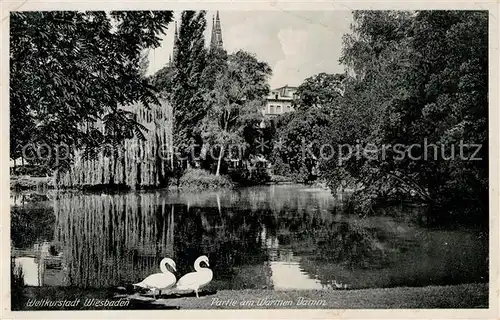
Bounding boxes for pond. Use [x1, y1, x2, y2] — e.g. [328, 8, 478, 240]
[10, 184, 488, 291]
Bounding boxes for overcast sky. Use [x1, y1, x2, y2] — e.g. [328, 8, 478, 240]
[147, 11, 353, 89]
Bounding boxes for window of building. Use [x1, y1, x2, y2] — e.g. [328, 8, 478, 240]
[270, 105, 275, 114]
[276, 105, 281, 114]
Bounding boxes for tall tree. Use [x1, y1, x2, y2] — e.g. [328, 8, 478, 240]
[323, 10, 488, 223]
[294, 72, 346, 112]
[10, 11, 173, 170]
[171, 11, 208, 167]
[272, 108, 334, 182]
[201, 50, 272, 176]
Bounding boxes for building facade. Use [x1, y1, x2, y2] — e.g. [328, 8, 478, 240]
[262, 85, 298, 118]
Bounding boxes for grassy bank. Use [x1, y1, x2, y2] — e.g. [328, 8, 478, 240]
[150, 283, 489, 309]
[14, 283, 487, 310]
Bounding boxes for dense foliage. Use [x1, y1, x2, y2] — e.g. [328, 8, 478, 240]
[272, 72, 344, 182]
[201, 50, 272, 175]
[273, 11, 488, 225]
[10, 11, 173, 170]
[272, 108, 334, 183]
[294, 72, 345, 112]
[171, 11, 208, 163]
[152, 12, 272, 180]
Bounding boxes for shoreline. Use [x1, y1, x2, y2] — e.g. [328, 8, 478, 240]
[9, 176, 297, 193]
[13, 283, 488, 310]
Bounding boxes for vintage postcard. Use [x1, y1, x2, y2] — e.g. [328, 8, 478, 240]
[1, 0, 498, 319]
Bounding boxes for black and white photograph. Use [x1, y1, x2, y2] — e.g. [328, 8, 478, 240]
[4, 2, 496, 316]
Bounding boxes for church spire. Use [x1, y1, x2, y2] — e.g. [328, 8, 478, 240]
[210, 11, 223, 50]
[172, 20, 179, 62]
[210, 15, 216, 49]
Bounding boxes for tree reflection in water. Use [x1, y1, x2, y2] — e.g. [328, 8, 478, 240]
[11, 205, 55, 249]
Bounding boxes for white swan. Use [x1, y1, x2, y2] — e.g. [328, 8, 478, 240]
[134, 258, 176, 299]
[176, 255, 213, 298]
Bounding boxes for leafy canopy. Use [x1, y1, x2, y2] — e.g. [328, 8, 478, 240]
[10, 11, 173, 168]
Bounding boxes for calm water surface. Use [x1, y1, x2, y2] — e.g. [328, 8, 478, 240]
[10, 185, 488, 291]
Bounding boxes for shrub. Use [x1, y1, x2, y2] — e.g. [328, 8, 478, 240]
[271, 156, 316, 184]
[179, 169, 233, 191]
[229, 167, 271, 186]
[269, 174, 292, 184]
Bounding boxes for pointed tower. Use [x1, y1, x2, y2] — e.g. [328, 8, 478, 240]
[172, 21, 179, 63]
[210, 11, 223, 50]
[210, 15, 216, 49]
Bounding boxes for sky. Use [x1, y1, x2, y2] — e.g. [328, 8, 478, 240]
[146, 11, 353, 89]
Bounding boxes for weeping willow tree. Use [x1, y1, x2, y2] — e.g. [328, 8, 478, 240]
[56, 100, 174, 189]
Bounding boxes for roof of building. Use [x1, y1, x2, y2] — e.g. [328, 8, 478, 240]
[272, 84, 298, 91]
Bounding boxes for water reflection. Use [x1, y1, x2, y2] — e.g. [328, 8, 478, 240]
[14, 257, 39, 286]
[10, 185, 488, 291]
[271, 261, 328, 290]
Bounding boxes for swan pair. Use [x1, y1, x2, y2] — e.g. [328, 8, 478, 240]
[133, 255, 213, 299]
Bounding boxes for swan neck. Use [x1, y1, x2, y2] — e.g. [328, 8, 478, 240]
[194, 257, 205, 271]
[160, 259, 169, 273]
